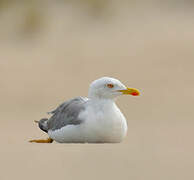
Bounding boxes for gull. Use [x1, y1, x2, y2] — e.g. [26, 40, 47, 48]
[29, 77, 140, 143]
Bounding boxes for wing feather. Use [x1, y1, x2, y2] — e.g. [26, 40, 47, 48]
[47, 97, 88, 131]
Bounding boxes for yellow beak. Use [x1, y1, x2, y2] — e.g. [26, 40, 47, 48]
[118, 88, 140, 96]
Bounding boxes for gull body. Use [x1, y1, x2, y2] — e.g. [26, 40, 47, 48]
[48, 99, 127, 143]
[30, 77, 140, 143]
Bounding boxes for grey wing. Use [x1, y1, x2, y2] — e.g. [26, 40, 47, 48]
[47, 97, 88, 131]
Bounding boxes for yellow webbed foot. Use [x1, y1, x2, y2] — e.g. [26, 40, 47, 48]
[29, 138, 53, 143]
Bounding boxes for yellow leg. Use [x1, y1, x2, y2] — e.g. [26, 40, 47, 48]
[29, 138, 53, 143]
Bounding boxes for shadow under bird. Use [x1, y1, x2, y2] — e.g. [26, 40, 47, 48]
[29, 77, 140, 143]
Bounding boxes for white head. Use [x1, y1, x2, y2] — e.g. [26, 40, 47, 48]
[88, 77, 140, 100]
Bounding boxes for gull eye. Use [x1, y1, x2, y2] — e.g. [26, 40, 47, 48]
[107, 84, 114, 88]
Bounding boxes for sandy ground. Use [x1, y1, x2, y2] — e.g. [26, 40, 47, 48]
[0, 2, 194, 180]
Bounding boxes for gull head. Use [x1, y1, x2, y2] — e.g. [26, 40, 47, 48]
[88, 77, 140, 100]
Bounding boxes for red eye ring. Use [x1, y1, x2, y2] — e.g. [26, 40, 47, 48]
[107, 84, 114, 88]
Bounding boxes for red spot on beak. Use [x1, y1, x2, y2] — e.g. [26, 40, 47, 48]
[131, 92, 139, 96]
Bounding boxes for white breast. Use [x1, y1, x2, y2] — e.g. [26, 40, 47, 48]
[79, 99, 128, 143]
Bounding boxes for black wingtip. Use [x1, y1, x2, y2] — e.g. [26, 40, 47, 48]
[38, 118, 49, 133]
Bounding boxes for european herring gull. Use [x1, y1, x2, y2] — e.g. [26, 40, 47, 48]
[29, 77, 140, 143]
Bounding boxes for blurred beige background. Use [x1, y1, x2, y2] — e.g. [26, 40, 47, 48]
[0, 1, 194, 180]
